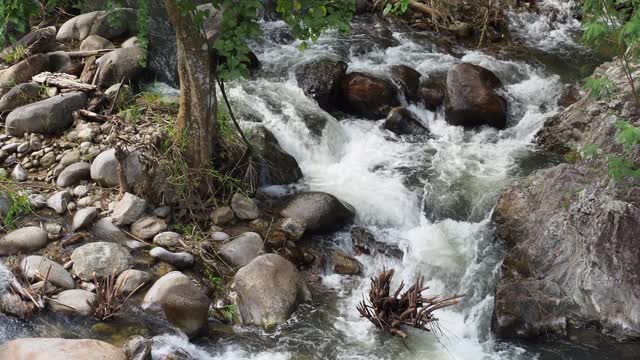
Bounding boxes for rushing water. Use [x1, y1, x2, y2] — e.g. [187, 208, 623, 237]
[0, 3, 625, 360]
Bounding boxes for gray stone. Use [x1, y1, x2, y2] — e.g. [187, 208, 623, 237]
[72, 184, 90, 198]
[47, 190, 72, 214]
[5, 92, 87, 136]
[246, 125, 303, 186]
[56, 8, 137, 42]
[218, 232, 263, 268]
[0, 338, 125, 360]
[0, 82, 42, 112]
[211, 206, 234, 225]
[149, 247, 194, 269]
[121, 36, 140, 48]
[0, 54, 50, 88]
[153, 205, 171, 218]
[233, 254, 311, 328]
[90, 148, 143, 187]
[79, 35, 114, 51]
[153, 231, 182, 248]
[28, 194, 47, 209]
[111, 192, 146, 226]
[279, 217, 306, 241]
[60, 150, 81, 167]
[49, 289, 96, 316]
[21, 256, 74, 289]
[211, 231, 230, 242]
[0, 226, 48, 255]
[72, 207, 98, 231]
[115, 269, 150, 295]
[142, 271, 209, 337]
[56, 162, 90, 188]
[95, 47, 147, 88]
[230, 193, 259, 220]
[280, 192, 355, 233]
[71, 242, 134, 281]
[11, 163, 27, 182]
[130, 216, 167, 240]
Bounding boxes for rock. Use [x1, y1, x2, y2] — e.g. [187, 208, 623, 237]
[351, 226, 403, 258]
[60, 150, 81, 167]
[230, 192, 259, 220]
[0, 26, 57, 63]
[149, 247, 194, 269]
[11, 163, 27, 182]
[0, 338, 126, 360]
[80, 35, 114, 51]
[142, 271, 209, 337]
[383, 107, 429, 136]
[73, 184, 90, 198]
[445, 63, 508, 129]
[56, 8, 137, 42]
[121, 36, 141, 48]
[5, 92, 87, 136]
[91, 217, 130, 243]
[0, 293, 35, 318]
[47, 190, 72, 214]
[122, 335, 151, 360]
[153, 231, 182, 248]
[339, 72, 399, 119]
[233, 254, 311, 327]
[28, 194, 47, 209]
[0, 226, 48, 255]
[218, 232, 263, 268]
[95, 47, 147, 88]
[49, 289, 96, 316]
[111, 192, 146, 226]
[389, 65, 421, 102]
[47, 51, 73, 73]
[21, 255, 74, 289]
[280, 192, 355, 233]
[153, 205, 171, 218]
[246, 125, 302, 186]
[72, 207, 98, 231]
[115, 269, 151, 295]
[279, 217, 306, 241]
[294, 58, 348, 112]
[332, 251, 363, 275]
[56, 162, 91, 187]
[211, 206, 235, 225]
[90, 148, 144, 187]
[45, 223, 63, 240]
[0, 54, 50, 88]
[211, 231, 230, 241]
[71, 242, 134, 281]
[419, 80, 445, 111]
[0, 82, 42, 112]
[130, 216, 167, 240]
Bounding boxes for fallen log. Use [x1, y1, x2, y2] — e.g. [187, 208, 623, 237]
[357, 268, 462, 339]
[33, 72, 97, 92]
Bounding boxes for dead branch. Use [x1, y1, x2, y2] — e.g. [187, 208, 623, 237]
[93, 270, 144, 321]
[114, 146, 130, 195]
[32, 72, 97, 92]
[357, 268, 462, 339]
[76, 109, 110, 123]
[67, 49, 114, 58]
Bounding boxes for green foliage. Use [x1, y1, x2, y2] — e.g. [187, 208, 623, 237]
[2, 44, 26, 64]
[0, 0, 41, 46]
[581, 143, 600, 160]
[614, 120, 640, 151]
[582, 75, 615, 99]
[383, 0, 410, 16]
[0, 183, 33, 230]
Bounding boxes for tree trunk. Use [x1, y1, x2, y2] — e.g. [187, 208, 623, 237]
[164, 0, 218, 172]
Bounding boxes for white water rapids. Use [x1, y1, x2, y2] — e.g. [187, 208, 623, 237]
[0, 1, 592, 359]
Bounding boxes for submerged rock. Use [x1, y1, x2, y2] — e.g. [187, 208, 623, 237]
[389, 64, 421, 102]
[383, 107, 429, 136]
[280, 192, 355, 233]
[445, 63, 508, 129]
[0, 338, 126, 360]
[295, 58, 348, 112]
[339, 72, 399, 119]
[233, 254, 311, 328]
[331, 250, 363, 275]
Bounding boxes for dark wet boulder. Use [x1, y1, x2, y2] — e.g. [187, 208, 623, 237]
[95, 47, 147, 88]
[5, 92, 87, 136]
[445, 63, 508, 129]
[280, 192, 355, 233]
[233, 253, 311, 328]
[383, 107, 429, 136]
[0, 26, 57, 63]
[295, 58, 348, 112]
[389, 65, 421, 102]
[331, 250, 363, 275]
[419, 80, 445, 111]
[339, 72, 399, 119]
[56, 8, 137, 42]
[351, 226, 404, 258]
[0, 82, 42, 112]
[247, 125, 302, 185]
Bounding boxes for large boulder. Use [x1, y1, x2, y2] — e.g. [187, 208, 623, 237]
[339, 72, 399, 119]
[80, 35, 115, 51]
[71, 242, 134, 281]
[5, 92, 87, 136]
[0, 26, 57, 63]
[383, 107, 429, 136]
[294, 58, 348, 112]
[246, 125, 302, 186]
[0, 338, 126, 360]
[95, 47, 147, 88]
[280, 192, 355, 233]
[90, 148, 144, 187]
[389, 65, 421, 102]
[419, 80, 445, 111]
[218, 232, 264, 268]
[0, 54, 50, 89]
[445, 63, 508, 129]
[21, 255, 74, 289]
[142, 271, 210, 337]
[0, 226, 48, 255]
[0, 82, 42, 112]
[233, 254, 310, 328]
[56, 8, 137, 42]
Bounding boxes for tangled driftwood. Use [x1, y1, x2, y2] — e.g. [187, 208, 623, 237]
[357, 268, 462, 339]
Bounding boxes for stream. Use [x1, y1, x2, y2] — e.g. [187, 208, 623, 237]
[1, 1, 636, 359]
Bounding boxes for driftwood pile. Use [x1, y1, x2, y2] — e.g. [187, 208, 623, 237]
[357, 268, 462, 339]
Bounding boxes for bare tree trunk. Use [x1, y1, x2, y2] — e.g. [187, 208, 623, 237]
[164, 0, 218, 172]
